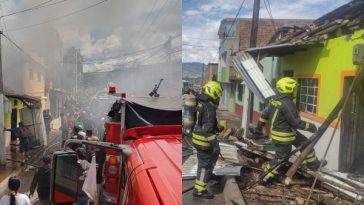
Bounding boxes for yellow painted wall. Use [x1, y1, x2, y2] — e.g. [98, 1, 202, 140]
[4, 98, 25, 128]
[280, 29, 364, 120]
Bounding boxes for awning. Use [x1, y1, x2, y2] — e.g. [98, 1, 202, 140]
[3, 86, 41, 108]
[245, 43, 323, 56]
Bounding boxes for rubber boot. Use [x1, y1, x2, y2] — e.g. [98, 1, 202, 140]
[306, 160, 327, 171]
[261, 175, 274, 187]
[193, 190, 214, 199]
[210, 174, 223, 181]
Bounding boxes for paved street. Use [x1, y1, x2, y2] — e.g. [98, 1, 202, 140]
[0, 119, 62, 204]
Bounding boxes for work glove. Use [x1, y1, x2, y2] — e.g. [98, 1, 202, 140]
[306, 123, 317, 133]
[248, 126, 263, 138]
[217, 124, 225, 133]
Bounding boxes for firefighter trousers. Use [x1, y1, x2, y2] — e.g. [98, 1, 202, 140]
[194, 140, 220, 192]
[266, 131, 318, 176]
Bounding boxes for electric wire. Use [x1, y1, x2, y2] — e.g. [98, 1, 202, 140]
[1, 33, 47, 68]
[183, 43, 218, 49]
[0, 0, 53, 19]
[135, 0, 159, 40]
[83, 42, 166, 64]
[138, 0, 169, 45]
[220, 0, 246, 48]
[263, 0, 277, 32]
[7, 0, 108, 32]
[183, 36, 217, 41]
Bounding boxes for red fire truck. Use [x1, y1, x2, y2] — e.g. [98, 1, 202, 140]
[50, 94, 182, 205]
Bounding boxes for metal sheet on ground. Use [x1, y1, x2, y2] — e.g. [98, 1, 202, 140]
[183, 154, 242, 178]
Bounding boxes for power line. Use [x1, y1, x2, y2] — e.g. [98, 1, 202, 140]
[83, 43, 165, 64]
[1, 33, 47, 68]
[263, 0, 276, 31]
[183, 36, 217, 41]
[83, 33, 182, 64]
[183, 43, 219, 49]
[7, 0, 108, 32]
[220, 0, 246, 48]
[135, 0, 159, 40]
[0, 0, 54, 19]
[138, 0, 169, 45]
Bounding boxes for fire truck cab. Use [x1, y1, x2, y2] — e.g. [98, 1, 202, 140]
[50, 97, 182, 205]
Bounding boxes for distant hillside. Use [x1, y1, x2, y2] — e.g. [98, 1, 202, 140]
[182, 62, 204, 79]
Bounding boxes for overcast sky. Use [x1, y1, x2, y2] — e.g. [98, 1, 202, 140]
[0, 0, 181, 72]
[182, 0, 351, 64]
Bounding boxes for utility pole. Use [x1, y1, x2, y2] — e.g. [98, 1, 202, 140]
[165, 36, 172, 62]
[0, 31, 6, 166]
[75, 49, 78, 101]
[242, 0, 260, 134]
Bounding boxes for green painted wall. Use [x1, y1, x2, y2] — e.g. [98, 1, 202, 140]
[254, 57, 279, 111]
[220, 67, 229, 83]
[280, 29, 364, 119]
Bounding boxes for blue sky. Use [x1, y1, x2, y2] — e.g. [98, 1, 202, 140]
[182, 0, 351, 63]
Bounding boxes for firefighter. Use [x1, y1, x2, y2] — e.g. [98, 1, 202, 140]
[252, 77, 326, 184]
[192, 81, 223, 199]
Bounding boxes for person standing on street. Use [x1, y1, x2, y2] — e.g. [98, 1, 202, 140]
[60, 113, 68, 148]
[75, 148, 91, 205]
[0, 176, 30, 205]
[192, 81, 224, 199]
[29, 156, 51, 205]
[43, 110, 52, 137]
[5, 122, 31, 162]
[252, 77, 326, 184]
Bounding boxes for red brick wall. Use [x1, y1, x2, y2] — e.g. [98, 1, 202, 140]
[235, 104, 244, 119]
[234, 103, 261, 127]
[204, 63, 218, 82]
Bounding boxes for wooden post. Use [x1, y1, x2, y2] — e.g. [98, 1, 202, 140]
[285, 66, 364, 184]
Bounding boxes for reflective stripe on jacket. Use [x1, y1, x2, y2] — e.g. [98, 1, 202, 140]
[192, 93, 219, 148]
[259, 94, 315, 143]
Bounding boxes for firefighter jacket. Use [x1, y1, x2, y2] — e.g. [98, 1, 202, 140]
[257, 94, 317, 143]
[192, 93, 219, 149]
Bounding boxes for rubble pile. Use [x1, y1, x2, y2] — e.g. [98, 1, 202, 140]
[219, 130, 358, 205]
[236, 165, 353, 205]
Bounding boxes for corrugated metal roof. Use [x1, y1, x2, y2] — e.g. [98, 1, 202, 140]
[232, 51, 276, 101]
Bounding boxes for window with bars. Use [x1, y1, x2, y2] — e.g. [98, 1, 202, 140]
[297, 78, 318, 114]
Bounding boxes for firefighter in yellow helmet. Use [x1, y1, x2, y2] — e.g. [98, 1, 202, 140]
[192, 81, 223, 199]
[252, 77, 326, 184]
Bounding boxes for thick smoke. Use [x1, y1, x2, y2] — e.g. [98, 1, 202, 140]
[0, 0, 181, 100]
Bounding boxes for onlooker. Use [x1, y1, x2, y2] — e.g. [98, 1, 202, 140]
[74, 113, 83, 129]
[68, 126, 84, 151]
[85, 132, 105, 197]
[60, 113, 68, 148]
[85, 130, 98, 142]
[29, 156, 51, 205]
[75, 148, 91, 205]
[66, 113, 74, 131]
[43, 110, 53, 136]
[5, 122, 31, 161]
[0, 176, 30, 205]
